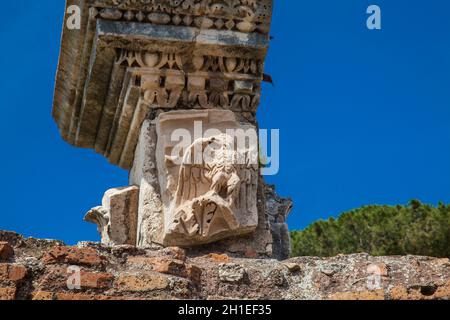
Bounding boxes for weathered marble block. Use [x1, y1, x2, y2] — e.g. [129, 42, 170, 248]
[130, 109, 260, 246]
[85, 186, 139, 246]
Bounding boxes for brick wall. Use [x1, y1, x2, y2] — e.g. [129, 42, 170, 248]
[1, 231, 449, 300]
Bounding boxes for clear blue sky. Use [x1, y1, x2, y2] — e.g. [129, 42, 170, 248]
[1, 1, 449, 244]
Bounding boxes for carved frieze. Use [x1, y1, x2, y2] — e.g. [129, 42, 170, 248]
[117, 49, 262, 112]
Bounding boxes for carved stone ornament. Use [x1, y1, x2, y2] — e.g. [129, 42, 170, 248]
[155, 110, 259, 246]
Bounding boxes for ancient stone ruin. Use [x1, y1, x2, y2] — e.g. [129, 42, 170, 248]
[52, 0, 292, 260]
[2, 231, 450, 300]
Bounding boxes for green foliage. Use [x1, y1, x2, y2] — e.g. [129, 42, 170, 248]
[290, 200, 450, 258]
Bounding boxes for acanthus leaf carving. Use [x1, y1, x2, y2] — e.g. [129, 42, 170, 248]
[116, 49, 263, 114]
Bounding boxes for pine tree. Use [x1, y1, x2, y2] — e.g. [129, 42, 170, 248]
[290, 201, 450, 258]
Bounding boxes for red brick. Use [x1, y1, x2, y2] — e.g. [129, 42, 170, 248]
[390, 281, 450, 300]
[8, 264, 27, 282]
[128, 256, 188, 278]
[80, 271, 114, 289]
[0, 242, 14, 261]
[43, 246, 104, 267]
[56, 293, 149, 301]
[96, 295, 152, 300]
[152, 258, 201, 283]
[56, 292, 94, 301]
[153, 258, 186, 276]
[0, 287, 16, 300]
[207, 253, 230, 263]
[39, 266, 113, 290]
[163, 247, 187, 262]
[0, 264, 7, 280]
[329, 290, 385, 300]
[186, 264, 202, 283]
[31, 291, 54, 300]
[92, 295, 142, 301]
[37, 265, 67, 289]
[115, 273, 170, 292]
[244, 248, 258, 259]
[0, 264, 27, 282]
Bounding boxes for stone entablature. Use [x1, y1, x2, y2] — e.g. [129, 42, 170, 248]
[53, 0, 271, 170]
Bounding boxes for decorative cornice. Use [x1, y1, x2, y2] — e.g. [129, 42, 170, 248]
[88, 0, 273, 34]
